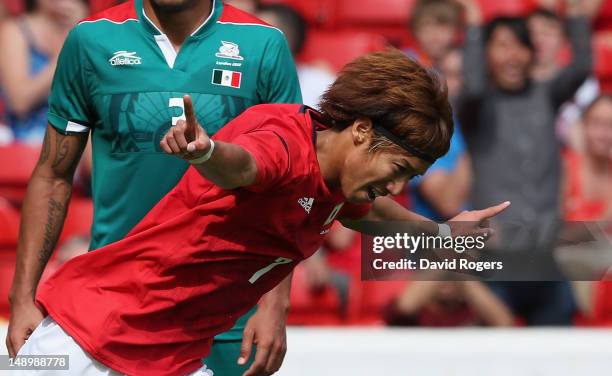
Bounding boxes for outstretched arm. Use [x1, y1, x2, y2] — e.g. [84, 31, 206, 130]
[550, 0, 593, 108]
[342, 196, 510, 238]
[454, 0, 487, 128]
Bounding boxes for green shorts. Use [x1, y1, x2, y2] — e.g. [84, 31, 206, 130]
[204, 306, 257, 375]
[204, 339, 256, 375]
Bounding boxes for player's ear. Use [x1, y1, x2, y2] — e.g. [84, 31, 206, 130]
[351, 118, 373, 146]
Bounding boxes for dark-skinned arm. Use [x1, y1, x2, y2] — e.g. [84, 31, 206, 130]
[6, 125, 88, 357]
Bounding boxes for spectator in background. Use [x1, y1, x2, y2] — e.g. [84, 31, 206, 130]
[562, 94, 612, 323]
[406, 0, 462, 67]
[0, 0, 87, 144]
[257, 3, 335, 108]
[456, 0, 592, 325]
[563, 94, 612, 222]
[224, 0, 258, 15]
[528, 7, 600, 148]
[384, 280, 514, 327]
[409, 48, 471, 222]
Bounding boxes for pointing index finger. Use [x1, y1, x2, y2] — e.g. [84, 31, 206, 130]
[476, 201, 511, 220]
[183, 95, 197, 136]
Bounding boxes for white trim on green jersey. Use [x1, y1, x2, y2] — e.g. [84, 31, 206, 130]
[66, 121, 89, 133]
[191, 0, 218, 36]
[216, 21, 284, 35]
[79, 18, 138, 26]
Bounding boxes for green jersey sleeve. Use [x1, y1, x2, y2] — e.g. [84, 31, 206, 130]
[257, 30, 302, 105]
[47, 27, 93, 134]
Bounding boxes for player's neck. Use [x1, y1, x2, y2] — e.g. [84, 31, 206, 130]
[144, 0, 213, 51]
[316, 129, 344, 189]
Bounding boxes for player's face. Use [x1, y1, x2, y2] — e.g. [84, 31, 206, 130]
[339, 121, 431, 204]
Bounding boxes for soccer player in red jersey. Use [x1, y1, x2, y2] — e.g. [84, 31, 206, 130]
[15, 50, 509, 376]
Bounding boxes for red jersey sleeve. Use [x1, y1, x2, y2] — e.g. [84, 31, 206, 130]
[231, 129, 291, 192]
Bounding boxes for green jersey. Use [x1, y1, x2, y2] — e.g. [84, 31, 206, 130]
[47, 0, 301, 341]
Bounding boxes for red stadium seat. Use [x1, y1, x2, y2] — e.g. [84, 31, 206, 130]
[58, 197, 93, 245]
[594, 0, 612, 32]
[593, 33, 612, 91]
[476, 0, 536, 21]
[260, 0, 338, 25]
[0, 198, 19, 247]
[588, 281, 612, 326]
[0, 98, 5, 122]
[0, 248, 16, 319]
[287, 263, 345, 325]
[335, 0, 414, 26]
[299, 30, 388, 72]
[0, 143, 40, 205]
[2, 0, 24, 16]
[350, 280, 408, 325]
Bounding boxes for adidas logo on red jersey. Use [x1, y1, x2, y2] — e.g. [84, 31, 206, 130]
[298, 197, 314, 214]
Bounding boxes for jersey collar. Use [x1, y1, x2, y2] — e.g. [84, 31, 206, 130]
[303, 106, 345, 201]
[134, 0, 222, 38]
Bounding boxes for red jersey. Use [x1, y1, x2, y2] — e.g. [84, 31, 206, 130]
[36, 104, 369, 375]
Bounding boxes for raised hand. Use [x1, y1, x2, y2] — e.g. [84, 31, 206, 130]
[160, 95, 211, 160]
[454, 0, 483, 25]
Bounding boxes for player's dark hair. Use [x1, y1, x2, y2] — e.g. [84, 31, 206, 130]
[319, 49, 453, 161]
[257, 3, 306, 55]
[25, 0, 36, 11]
[485, 16, 534, 52]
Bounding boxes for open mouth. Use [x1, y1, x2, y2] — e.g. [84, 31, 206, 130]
[367, 187, 376, 201]
[367, 186, 387, 201]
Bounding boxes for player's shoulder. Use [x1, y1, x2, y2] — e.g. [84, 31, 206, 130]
[217, 4, 284, 41]
[246, 104, 314, 146]
[243, 103, 305, 125]
[73, 1, 138, 36]
[219, 104, 308, 141]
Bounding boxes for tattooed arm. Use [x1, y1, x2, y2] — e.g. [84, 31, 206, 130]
[6, 124, 88, 357]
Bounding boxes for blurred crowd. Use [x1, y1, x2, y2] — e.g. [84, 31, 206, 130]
[0, 0, 611, 328]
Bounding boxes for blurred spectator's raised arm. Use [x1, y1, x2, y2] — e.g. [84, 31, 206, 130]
[461, 281, 515, 327]
[550, 2, 593, 108]
[456, 0, 486, 127]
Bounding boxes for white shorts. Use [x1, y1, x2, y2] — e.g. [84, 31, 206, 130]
[13, 317, 214, 376]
